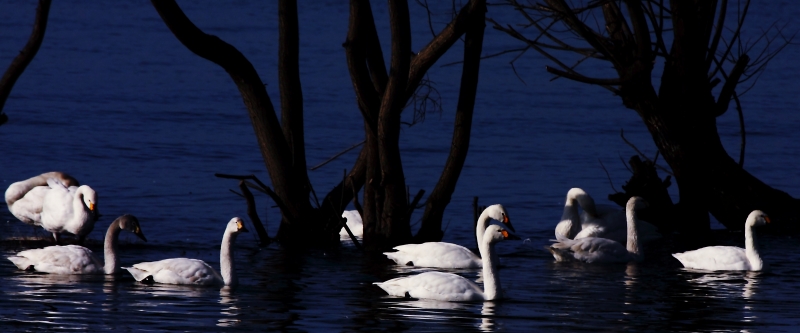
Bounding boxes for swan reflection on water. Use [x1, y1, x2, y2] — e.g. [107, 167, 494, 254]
[218, 286, 241, 327]
[384, 298, 497, 331]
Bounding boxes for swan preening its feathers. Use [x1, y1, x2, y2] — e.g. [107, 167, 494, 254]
[123, 217, 248, 286]
[549, 196, 647, 264]
[5, 172, 98, 243]
[555, 188, 660, 244]
[7, 214, 146, 274]
[374, 224, 519, 302]
[672, 210, 770, 271]
[382, 204, 514, 269]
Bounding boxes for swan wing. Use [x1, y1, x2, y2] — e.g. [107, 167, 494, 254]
[8, 186, 50, 225]
[128, 258, 223, 285]
[550, 237, 629, 263]
[384, 242, 482, 268]
[672, 246, 750, 271]
[9, 245, 102, 274]
[374, 271, 484, 302]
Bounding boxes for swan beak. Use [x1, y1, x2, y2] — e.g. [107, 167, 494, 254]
[502, 215, 516, 233]
[501, 230, 521, 240]
[134, 226, 147, 242]
[236, 220, 249, 232]
[764, 216, 771, 224]
[88, 203, 95, 211]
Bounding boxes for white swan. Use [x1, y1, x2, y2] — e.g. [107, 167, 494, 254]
[555, 188, 659, 243]
[7, 214, 146, 274]
[5, 172, 80, 226]
[549, 196, 646, 264]
[339, 210, 363, 238]
[39, 178, 98, 243]
[123, 217, 248, 286]
[672, 210, 770, 271]
[374, 224, 519, 301]
[382, 204, 513, 269]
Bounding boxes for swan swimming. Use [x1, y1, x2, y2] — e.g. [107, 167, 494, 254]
[672, 210, 769, 271]
[124, 217, 248, 286]
[374, 224, 519, 302]
[555, 188, 659, 243]
[382, 204, 513, 269]
[7, 214, 146, 274]
[549, 196, 647, 264]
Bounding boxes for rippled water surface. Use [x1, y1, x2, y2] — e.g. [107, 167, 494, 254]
[2, 0, 800, 332]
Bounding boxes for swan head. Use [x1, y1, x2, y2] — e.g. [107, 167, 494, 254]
[485, 224, 520, 245]
[227, 217, 249, 234]
[626, 196, 648, 212]
[115, 214, 147, 242]
[568, 188, 598, 217]
[79, 185, 98, 212]
[746, 210, 770, 227]
[484, 204, 514, 232]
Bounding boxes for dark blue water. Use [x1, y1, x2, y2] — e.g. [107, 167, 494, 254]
[1, 0, 800, 331]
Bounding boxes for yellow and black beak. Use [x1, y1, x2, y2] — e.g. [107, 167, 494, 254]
[502, 215, 516, 233]
[237, 220, 249, 232]
[134, 225, 147, 242]
[501, 229, 521, 240]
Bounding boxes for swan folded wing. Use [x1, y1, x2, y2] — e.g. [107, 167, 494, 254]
[10, 245, 102, 274]
[672, 246, 750, 271]
[9, 186, 50, 225]
[551, 238, 628, 263]
[130, 258, 223, 285]
[339, 210, 363, 237]
[375, 272, 483, 302]
[385, 242, 481, 268]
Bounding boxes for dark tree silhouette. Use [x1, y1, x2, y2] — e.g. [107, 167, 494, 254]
[150, 0, 487, 249]
[491, 0, 797, 234]
[0, 0, 52, 127]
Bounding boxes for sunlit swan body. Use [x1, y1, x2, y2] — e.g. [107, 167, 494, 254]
[555, 188, 659, 243]
[39, 178, 98, 243]
[5, 172, 80, 226]
[339, 210, 363, 238]
[7, 214, 146, 274]
[124, 217, 248, 286]
[374, 225, 518, 301]
[672, 210, 770, 271]
[382, 204, 513, 268]
[549, 197, 646, 264]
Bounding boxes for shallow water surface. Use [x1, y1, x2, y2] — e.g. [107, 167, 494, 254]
[1, 0, 800, 332]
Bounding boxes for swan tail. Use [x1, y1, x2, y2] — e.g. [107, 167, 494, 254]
[546, 246, 573, 262]
[382, 252, 406, 265]
[122, 266, 152, 282]
[554, 232, 570, 242]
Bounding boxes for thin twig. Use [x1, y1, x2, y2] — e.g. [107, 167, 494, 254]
[309, 140, 366, 171]
[598, 158, 618, 192]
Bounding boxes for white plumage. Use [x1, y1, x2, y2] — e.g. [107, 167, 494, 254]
[5, 172, 80, 226]
[555, 188, 659, 243]
[39, 178, 98, 243]
[374, 224, 518, 302]
[339, 210, 363, 239]
[549, 197, 647, 264]
[382, 204, 513, 269]
[123, 217, 248, 286]
[672, 210, 769, 271]
[7, 214, 146, 274]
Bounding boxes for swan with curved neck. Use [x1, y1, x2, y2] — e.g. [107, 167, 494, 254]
[5, 172, 80, 226]
[7, 214, 147, 274]
[555, 188, 659, 243]
[40, 178, 98, 244]
[374, 224, 519, 301]
[382, 204, 514, 269]
[124, 217, 248, 286]
[549, 196, 647, 264]
[672, 210, 770, 271]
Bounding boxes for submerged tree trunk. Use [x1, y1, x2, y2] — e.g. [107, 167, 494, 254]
[493, 0, 799, 233]
[0, 0, 52, 126]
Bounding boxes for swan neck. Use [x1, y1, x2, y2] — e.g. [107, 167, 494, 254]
[104, 220, 122, 274]
[476, 210, 492, 245]
[557, 201, 581, 239]
[479, 238, 500, 301]
[220, 230, 238, 286]
[626, 207, 641, 259]
[745, 224, 763, 270]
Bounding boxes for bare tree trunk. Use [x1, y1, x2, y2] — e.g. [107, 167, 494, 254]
[0, 0, 52, 126]
[416, 0, 486, 242]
